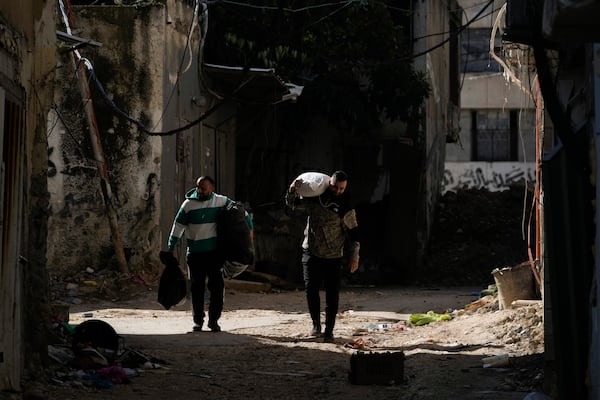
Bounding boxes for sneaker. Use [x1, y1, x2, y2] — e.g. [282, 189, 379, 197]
[207, 321, 221, 332]
[323, 332, 334, 343]
[192, 324, 203, 332]
[311, 323, 322, 336]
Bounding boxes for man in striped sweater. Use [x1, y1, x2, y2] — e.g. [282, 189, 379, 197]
[167, 176, 253, 332]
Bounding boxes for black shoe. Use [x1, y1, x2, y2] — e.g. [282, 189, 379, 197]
[311, 323, 322, 336]
[323, 333, 334, 343]
[193, 324, 203, 332]
[208, 321, 221, 332]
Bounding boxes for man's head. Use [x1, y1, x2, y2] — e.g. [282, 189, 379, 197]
[196, 176, 215, 200]
[328, 170, 348, 196]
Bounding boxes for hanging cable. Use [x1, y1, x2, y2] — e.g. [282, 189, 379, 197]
[489, 3, 533, 101]
[151, 0, 201, 131]
[405, 0, 494, 62]
[58, 0, 232, 136]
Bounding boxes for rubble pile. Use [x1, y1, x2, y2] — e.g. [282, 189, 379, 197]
[421, 186, 534, 287]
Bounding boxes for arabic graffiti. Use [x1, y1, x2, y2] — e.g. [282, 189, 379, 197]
[442, 162, 535, 194]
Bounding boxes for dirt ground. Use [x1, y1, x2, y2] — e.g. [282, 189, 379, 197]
[42, 187, 548, 400]
[41, 283, 545, 400]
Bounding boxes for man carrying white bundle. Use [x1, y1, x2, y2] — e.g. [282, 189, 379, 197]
[285, 170, 360, 343]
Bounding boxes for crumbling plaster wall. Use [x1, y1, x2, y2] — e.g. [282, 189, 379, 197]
[48, 2, 198, 279]
[0, 0, 57, 391]
[418, 0, 454, 252]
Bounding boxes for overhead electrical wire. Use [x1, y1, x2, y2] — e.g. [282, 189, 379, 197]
[151, 0, 201, 132]
[59, 0, 499, 136]
[412, 5, 499, 42]
[58, 0, 232, 137]
[489, 3, 533, 100]
[87, 65, 228, 136]
[205, 0, 362, 12]
[404, 0, 495, 61]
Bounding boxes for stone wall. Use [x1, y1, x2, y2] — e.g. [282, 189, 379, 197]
[48, 2, 200, 279]
[0, 0, 57, 392]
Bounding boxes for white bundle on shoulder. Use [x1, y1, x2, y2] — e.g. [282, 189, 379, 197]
[293, 172, 331, 197]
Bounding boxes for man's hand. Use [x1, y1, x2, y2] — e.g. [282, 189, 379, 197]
[349, 260, 359, 273]
[289, 178, 303, 193]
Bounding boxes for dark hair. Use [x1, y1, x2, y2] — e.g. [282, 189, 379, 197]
[197, 176, 215, 185]
[332, 170, 348, 182]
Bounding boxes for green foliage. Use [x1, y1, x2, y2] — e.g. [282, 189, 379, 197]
[204, 0, 429, 129]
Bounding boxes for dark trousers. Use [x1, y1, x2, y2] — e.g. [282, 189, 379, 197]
[187, 251, 224, 325]
[302, 251, 341, 334]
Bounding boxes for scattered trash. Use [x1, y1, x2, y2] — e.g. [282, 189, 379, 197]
[359, 323, 378, 332]
[345, 337, 376, 350]
[77, 347, 109, 368]
[481, 354, 510, 368]
[479, 284, 498, 297]
[97, 365, 137, 384]
[464, 296, 494, 312]
[408, 311, 452, 326]
[72, 319, 121, 363]
[190, 372, 212, 379]
[523, 392, 553, 400]
[48, 345, 75, 365]
[56, 296, 82, 305]
[356, 322, 406, 333]
[48, 319, 166, 390]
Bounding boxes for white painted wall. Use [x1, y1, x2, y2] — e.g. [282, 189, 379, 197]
[443, 161, 535, 194]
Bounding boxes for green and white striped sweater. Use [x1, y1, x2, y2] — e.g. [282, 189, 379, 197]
[167, 189, 236, 254]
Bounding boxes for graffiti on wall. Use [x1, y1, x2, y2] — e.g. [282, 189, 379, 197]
[442, 162, 535, 194]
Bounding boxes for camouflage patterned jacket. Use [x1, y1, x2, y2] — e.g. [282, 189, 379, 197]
[286, 189, 360, 262]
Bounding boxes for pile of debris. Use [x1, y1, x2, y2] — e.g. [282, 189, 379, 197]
[421, 185, 534, 287]
[47, 315, 164, 390]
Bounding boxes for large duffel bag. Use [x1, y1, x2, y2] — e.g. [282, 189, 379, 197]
[218, 202, 254, 278]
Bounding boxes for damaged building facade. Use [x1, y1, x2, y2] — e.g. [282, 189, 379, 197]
[48, 1, 207, 279]
[2, 0, 461, 392]
[503, 0, 600, 398]
[47, 0, 462, 285]
[0, 0, 57, 392]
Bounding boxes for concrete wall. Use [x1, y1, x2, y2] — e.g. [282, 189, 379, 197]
[48, 1, 205, 278]
[449, 0, 538, 188]
[406, 0, 460, 273]
[0, 0, 56, 392]
[461, 73, 535, 109]
[446, 108, 536, 162]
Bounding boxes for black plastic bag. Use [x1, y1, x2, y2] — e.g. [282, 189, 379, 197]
[157, 251, 187, 310]
[217, 202, 254, 278]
